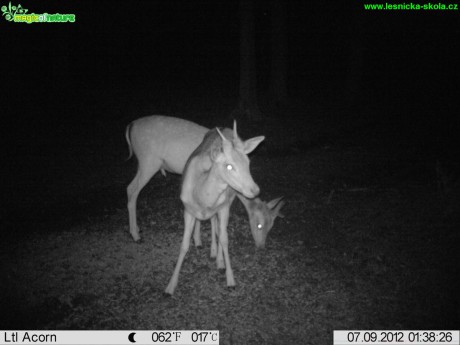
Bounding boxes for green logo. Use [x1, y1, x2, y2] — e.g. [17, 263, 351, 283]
[1, 2, 76, 23]
[1, 2, 27, 21]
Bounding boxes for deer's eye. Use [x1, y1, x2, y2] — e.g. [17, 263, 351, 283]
[257, 223, 263, 230]
[226, 164, 233, 171]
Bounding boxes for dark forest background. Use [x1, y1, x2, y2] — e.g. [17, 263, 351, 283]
[1, 0, 459, 338]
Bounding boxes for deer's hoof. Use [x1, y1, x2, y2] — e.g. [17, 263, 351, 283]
[130, 229, 141, 242]
[162, 292, 173, 298]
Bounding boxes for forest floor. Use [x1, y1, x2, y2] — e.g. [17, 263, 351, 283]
[2, 93, 458, 344]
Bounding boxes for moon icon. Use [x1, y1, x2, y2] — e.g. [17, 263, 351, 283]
[128, 332, 136, 343]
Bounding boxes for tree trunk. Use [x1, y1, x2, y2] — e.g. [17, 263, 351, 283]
[233, 0, 261, 122]
[268, 0, 288, 109]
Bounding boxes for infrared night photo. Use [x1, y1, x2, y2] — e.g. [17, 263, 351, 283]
[1, 1, 459, 344]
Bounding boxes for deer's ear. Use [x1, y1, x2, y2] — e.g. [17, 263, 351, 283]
[272, 200, 285, 218]
[243, 136, 265, 154]
[267, 197, 283, 209]
[268, 197, 285, 218]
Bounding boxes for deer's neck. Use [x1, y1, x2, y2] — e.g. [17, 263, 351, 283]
[196, 163, 228, 208]
[181, 156, 231, 220]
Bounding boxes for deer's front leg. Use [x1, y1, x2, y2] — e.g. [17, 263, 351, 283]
[217, 205, 235, 287]
[165, 210, 196, 295]
[216, 242, 224, 270]
[210, 215, 218, 258]
[193, 220, 202, 248]
[210, 215, 225, 269]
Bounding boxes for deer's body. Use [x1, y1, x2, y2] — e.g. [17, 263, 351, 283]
[126, 116, 208, 177]
[126, 116, 284, 248]
[165, 124, 265, 295]
[126, 116, 208, 242]
[181, 128, 240, 219]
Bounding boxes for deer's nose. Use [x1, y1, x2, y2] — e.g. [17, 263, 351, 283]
[247, 184, 260, 198]
[255, 241, 266, 250]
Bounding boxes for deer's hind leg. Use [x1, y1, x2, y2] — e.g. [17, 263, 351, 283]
[127, 158, 162, 241]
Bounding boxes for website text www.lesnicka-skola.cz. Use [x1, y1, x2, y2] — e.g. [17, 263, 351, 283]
[363, 2, 458, 10]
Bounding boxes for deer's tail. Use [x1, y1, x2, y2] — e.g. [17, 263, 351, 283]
[125, 122, 134, 160]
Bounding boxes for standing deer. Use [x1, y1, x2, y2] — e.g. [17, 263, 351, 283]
[165, 123, 264, 295]
[126, 116, 284, 250]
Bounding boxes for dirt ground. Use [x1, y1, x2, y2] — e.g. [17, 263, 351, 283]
[1, 102, 458, 344]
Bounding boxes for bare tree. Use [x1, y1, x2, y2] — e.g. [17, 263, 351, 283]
[233, 0, 261, 122]
[268, 0, 288, 110]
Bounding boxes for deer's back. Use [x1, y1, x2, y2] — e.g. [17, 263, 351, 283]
[130, 115, 208, 174]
